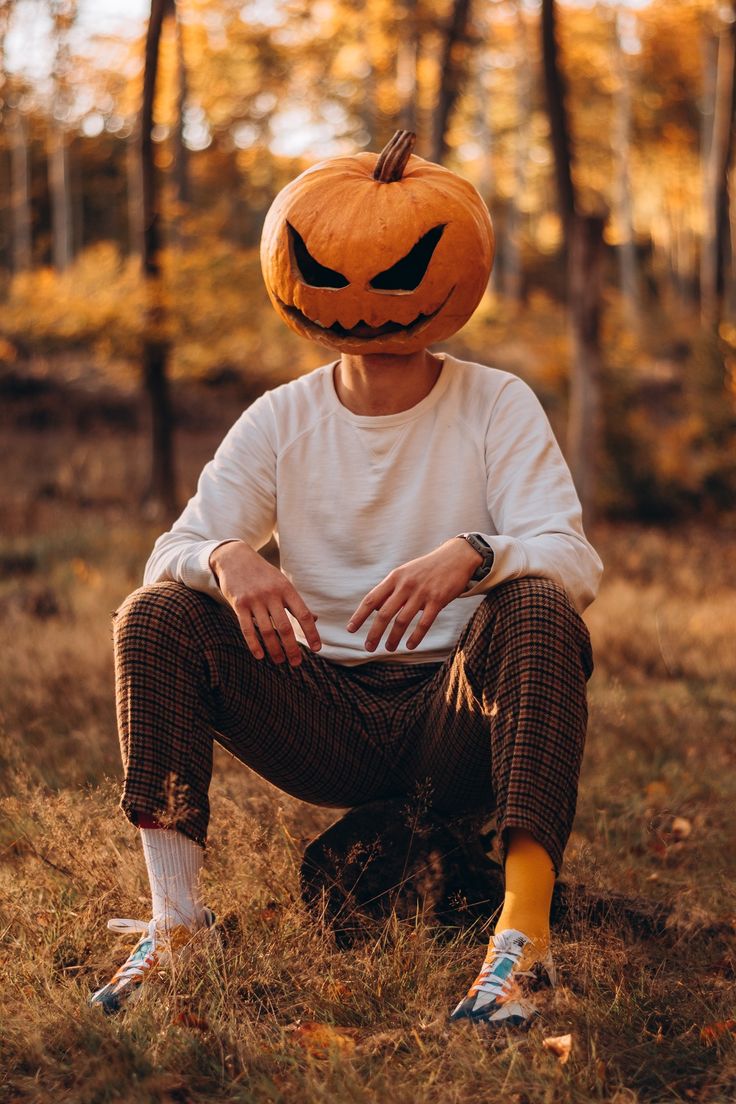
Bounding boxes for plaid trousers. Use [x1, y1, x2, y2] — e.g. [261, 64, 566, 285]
[113, 577, 593, 874]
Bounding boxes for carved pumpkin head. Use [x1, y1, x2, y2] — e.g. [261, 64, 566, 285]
[260, 131, 495, 355]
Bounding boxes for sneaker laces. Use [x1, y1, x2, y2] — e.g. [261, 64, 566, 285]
[470, 943, 525, 999]
[468, 928, 547, 1001]
[106, 917, 160, 987]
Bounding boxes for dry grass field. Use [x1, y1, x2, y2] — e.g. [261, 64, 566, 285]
[1, 418, 735, 1104]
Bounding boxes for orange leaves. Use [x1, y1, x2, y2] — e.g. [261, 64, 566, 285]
[172, 1010, 210, 1032]
[256, 900, 283, 924]
[645, 780, 670, 806]
[285, 1020, 359, 1059]
[700, 1020, 736, 1046]
[542, 1032, 573, 1065]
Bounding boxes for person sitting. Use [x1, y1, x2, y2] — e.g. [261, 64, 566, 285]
[89, 131, 601, 1027]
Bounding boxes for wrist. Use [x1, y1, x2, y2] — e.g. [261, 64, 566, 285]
[456, 533, 495, 586]
[208, 539, 246, 579]
[453, 535, 483, 571]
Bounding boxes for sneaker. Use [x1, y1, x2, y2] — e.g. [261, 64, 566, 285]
[449, 928, 556, 1029]
[88, 907, 216, 1015]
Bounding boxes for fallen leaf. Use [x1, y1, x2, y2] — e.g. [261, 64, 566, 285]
[648, 835, 669, 860]
[286, 1020, 358, 1058]
[671, 816, 692, 840]
[700, 1019, 736, 1045]
[257, 901, 282, 923]
[173, 1011, 210, 1031]
[542, 1033, 573, 1064]
[645, 780, 669, 805]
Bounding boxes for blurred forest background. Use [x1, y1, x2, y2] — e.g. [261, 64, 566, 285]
[1, 0, 735, 524]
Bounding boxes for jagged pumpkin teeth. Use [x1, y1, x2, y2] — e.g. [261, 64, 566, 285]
[261, 129, 495, 355]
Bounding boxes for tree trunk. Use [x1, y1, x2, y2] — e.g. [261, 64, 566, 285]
[470, 5, 495, 289]
[127, 119, 143, 256]
[541, 0, 606, 524]
[396, 0, 418, 134]
[9, 108, 32, 272]
[541, 0, 574, 228]
[48, 0, 76, 271]
[503, 0, 532, 306]
[173, 1, 190, 210]
[141, 0, 177, 518]
[567, 212, 605, 524]
[430, 0, 472, 165]
[701, 4, 736, 328]
[48, 124, 73, 270]
[613, 9, 641, 328]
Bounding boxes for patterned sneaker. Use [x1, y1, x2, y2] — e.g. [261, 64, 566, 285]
[449, 928, 556, 1029]
[88, 908, 216, 1015]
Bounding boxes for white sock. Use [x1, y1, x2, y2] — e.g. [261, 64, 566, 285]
[140, 828, 206, 933]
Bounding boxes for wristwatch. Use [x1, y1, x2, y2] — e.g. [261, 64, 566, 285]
[458, 533, 495, 585]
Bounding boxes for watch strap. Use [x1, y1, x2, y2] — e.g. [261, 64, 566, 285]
[458, 533, 495, 584]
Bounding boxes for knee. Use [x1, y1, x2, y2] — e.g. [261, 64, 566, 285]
[477, 577, 572, 622]
[481, 578, 593, 676]
[112, 580, 205, 645]
[474, 577, 590, 647]
[487, 577, 575, 619]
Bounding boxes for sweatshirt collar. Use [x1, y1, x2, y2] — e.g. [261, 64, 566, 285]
[323, 352, 454, 427]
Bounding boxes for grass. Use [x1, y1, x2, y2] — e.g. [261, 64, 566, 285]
[1, 421, 735, 1103]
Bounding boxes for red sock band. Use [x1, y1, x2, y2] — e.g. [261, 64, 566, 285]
[137, 813, 163, 830]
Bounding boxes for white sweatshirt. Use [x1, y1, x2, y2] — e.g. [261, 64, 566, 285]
[144, 353, 603, 664]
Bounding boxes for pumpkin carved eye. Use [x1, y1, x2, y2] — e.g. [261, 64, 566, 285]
[287, 222, 349, 289]
[369, 224, 446, 292]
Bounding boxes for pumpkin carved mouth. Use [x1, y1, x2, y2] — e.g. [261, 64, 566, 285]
[276, 288, 454, 342]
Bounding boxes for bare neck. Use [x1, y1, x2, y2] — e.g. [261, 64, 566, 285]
[334, 348, 443, 416]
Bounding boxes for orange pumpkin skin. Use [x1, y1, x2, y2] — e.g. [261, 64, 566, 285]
[260, 145, 495, 355]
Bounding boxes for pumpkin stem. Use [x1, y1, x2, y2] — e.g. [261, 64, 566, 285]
[373, 130, 417, 182]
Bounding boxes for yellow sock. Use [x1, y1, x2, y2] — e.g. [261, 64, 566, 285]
[493, 828, 555, 955]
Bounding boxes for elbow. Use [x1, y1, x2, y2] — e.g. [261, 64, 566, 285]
[574, 547, 604, 613]
[142, 556, 160, 587]
[142, 537, 172, 587]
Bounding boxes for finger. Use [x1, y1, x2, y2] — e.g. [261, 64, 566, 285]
[347, 579, 394, 632]
[385, 599, 422, 652]
[268, 603, 304, 667]
[285, 593, 322, 651]
[251, 602, 286, 664]
[406, 604, 440, 650]
[364, 592, 407, 652]
[234, 606, 264, 660]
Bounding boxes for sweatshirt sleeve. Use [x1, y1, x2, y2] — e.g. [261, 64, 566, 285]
[462, 376, 603, 613]
[142, 393, 277, 602]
